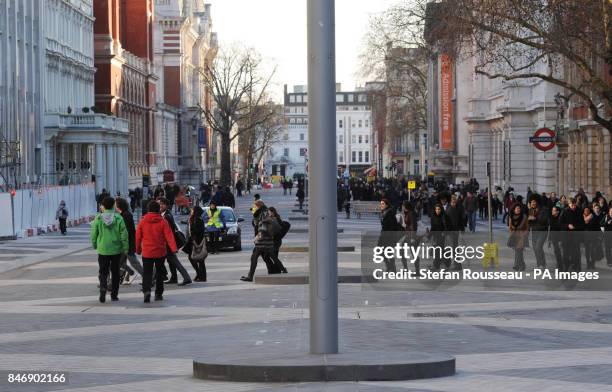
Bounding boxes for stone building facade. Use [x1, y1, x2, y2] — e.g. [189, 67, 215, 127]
[154, 0, 218, 185]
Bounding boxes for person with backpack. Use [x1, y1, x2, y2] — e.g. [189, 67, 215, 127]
[158, 197, 192, 286]
[185, 206, 208, 282]
[90, 197, 129, 303]
[136, 200, 177, 302]
[241, 208, 283, 282]
[56, 200, 69, 235]
[268, 207, 289, 274]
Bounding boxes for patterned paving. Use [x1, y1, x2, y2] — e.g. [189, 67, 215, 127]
[0, 189, 611, 391]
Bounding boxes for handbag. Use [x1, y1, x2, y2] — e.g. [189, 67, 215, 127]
[190, 237, 208, 262]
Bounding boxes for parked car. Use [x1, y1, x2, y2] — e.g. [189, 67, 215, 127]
[203, 206, 244, 251]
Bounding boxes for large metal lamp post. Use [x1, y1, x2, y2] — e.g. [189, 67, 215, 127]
[307, 0, 339, 354]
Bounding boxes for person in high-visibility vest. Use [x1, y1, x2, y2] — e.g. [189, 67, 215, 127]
[204, 201, 226, 254]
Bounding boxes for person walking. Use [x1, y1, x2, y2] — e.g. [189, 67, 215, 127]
[56, 201, 69, 235]
[296, 186, 305, 210]
[548, 206, 565, 271]
[158, 197, 192, 286]
[508, 203, 529, 272]
[379, 198, 401, 272]
[528, 196, 549, 269]
[561, 198, 584, 272]
[583, 206, 600, 270]
[185, 206, 208, 282]
[398, 200, 419, 273]
[136, 200, 177, 302]
[91, 197, 128, 303]
[115, 197, 144, 283]
[430, 203, 450, 270]
[446, 195, 466, 270]
[463, 191, 477, 232]
[241, 208, 282, 281]
[204, 200, 226, 254]
[603, 206, 612, 267]
[268, 207, 289, 274]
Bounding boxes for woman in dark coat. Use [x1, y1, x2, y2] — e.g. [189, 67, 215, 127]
[186, 206, 207, 281]
[430, 203, 450, 270]
[508, 203, 529, 271]
[379, 198, 400, 272]
[268, 207, 288, 273]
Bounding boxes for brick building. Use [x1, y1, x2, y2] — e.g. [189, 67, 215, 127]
[93, 0, 158, 189]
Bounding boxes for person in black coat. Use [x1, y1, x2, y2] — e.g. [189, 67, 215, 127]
[446, 196, 465, 270]
[116, 198, 143, 280]
[267, 207, 288, 274]
[528, 196, 550, 268]
[185, 206, 207, 281]
[379, 198, 400, 272]
[560, 198, 584, 272]
[430, 203, 450, 270]
[548, 206, 564, 271]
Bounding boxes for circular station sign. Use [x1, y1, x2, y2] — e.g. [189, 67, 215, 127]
[529, 127, 556, 152]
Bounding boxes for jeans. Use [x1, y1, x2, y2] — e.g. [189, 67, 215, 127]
[532, 231, 547, 268]
[248, 247, 278, 278]
[120, 252, 143, 276]
[467, 211, 476, 232]
[165, 252, 191, 282]
[142, 257, 165, 297]
[98, 254, 121, 298]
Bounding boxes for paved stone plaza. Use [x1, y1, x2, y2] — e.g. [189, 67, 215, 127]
[1, 189, 612, 391]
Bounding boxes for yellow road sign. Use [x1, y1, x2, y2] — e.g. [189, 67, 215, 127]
[408, 180, 416, 190]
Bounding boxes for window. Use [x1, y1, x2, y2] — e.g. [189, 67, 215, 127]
[358, 135, 362, 144]
[336, 94, 344, 102]
[348, 94, 354, 102]
[300, 133, 305, 141]
[351, 135, 356, 144]
[339, 134, 343, 143]
[301, 107, 305, 113]
[339, 120, 343, 128]
[289, 95, 295, 103]
[289, 118, 295, 124]
[300, 148, 307, 157]
[352, 151, 356, 162]
[365, 120, 369, 127]
[365, 151, 369, 162]
[358, 94, 367, 102]
[365, 135, 369, 144]
[339, 151, 344, 162]
[284, 148, 289, 157]
[358, 120, 362, 127]
[358, 151, 363, 163]
[297, 95, 303, 103]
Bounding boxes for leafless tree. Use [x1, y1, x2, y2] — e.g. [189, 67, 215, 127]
[237, 102, 283, 185]
[199, 46, 276, 185]
[360, 4, 429, 142]
[416, 0, 612, 132]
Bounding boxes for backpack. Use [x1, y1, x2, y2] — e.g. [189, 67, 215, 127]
[280, 220, 291, 239]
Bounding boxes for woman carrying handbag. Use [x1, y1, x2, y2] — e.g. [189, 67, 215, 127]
[184, 206, 208, 282]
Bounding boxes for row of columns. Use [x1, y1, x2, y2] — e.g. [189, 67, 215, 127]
[95, 143, 128, 197]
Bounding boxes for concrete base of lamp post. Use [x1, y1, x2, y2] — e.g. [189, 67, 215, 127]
[193, 350, 455, 382]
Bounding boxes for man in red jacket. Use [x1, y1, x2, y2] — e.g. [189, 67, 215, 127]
[136, 200, 177, 303]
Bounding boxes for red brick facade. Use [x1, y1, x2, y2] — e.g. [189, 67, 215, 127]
[93, 0, 157, 185]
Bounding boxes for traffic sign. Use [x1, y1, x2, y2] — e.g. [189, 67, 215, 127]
[408, 180, 416, 190]
[529, 128, 556, 152]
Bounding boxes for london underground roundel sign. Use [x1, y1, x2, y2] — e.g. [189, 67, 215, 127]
[529, 127, 556, 152]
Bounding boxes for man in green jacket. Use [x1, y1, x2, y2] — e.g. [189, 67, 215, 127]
[91, 196, 129, 303]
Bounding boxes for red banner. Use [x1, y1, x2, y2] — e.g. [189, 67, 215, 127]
[439, 54, 454, 150]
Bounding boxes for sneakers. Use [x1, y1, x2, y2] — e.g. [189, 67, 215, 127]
[240, 276, 253, 282]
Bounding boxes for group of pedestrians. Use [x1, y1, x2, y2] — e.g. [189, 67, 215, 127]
[507, 193, 612, 272]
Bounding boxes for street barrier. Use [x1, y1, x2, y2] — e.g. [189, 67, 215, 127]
[0, 183, 97, 239]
